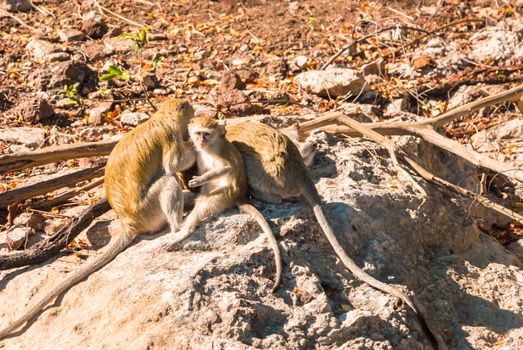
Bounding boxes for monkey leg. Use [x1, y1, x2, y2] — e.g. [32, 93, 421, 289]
[248, 188, 282, 204]
[163, 193, 232, 251]
[297, 141, 317, 168]
[147, 175, 184, 233]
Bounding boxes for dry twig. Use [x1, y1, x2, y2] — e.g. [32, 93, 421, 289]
[0, 197, 111, 270]
[0, 165, 105, 208]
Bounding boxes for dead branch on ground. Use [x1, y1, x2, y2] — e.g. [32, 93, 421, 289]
[30, 177, 105, 210]
[0, 140, 115, 175]
[0, 197, 111, 270]
[0, 164, 105, 208]
[284, 84, 523, 183]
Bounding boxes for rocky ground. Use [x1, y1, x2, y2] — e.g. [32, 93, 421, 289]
[1, 0, 523, 349]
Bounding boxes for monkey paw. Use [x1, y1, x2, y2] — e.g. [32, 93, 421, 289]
[188, 176, 203, 188]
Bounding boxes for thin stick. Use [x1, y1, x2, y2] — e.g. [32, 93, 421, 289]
[0, 197, 112, 270]
[0, 165, 105, 208]
[92, 0, 145, 27]
[0, 140, 116, 175]
[0, 8, 34, 31]
[30, 177, 105, 210]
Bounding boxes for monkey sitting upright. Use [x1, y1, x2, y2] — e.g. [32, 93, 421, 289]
[0, 99, 196, 339]
[163, 116, 282, 292]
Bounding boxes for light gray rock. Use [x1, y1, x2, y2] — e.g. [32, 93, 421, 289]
[0, 126, 45, 149]
[1, 0, 30, 12]
[58, 28, 86, 42]
[119, 111, 150, 126]
[294, 68, 368, 98]
[26, 38, 62, 61]
[469, 27, 521, 63]
[6, 226, 34, 250]
[88, 101, 113, 125]
[1, 131, 522, 350]
[48, 52, 71, 62]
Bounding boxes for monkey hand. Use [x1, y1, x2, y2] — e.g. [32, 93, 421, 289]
[188, 175, 204, 188]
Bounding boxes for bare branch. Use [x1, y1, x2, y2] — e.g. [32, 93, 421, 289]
[0, 140, 116, 175]
[0, 165, 105, 208]
[0, 197, 111, 270]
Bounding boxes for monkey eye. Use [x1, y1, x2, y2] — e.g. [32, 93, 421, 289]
[196, 131, 210, 138]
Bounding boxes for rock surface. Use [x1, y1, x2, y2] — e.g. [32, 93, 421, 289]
[294, 68, 368, 98]
[1, 134, 522, 349]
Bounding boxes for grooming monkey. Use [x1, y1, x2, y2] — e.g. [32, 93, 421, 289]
[163, 116, 282, 292]
[225, 122, 446, 350]
[0, 99, 196, 339]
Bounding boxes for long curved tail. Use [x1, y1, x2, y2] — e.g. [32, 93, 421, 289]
[310, 203, 447, 350]
[238, 203, 282, 292]
[0, 231, 135, 340]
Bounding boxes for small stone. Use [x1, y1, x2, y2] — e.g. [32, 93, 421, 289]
[58, 28, 86, 42]
[216, 89, 266, 116]
[88, 101, 113, 125]
[220, 71, 246, 91]
[13, 212, 46, 231]
[49, 61, 98, 92]
[18, 98, 54, 123]
[81, 41, 106, 62]
[81, 11, 108, 39]
[142, 73, 160, 90]
[26, 38, 61, 61]
[44, 218, 68, 236]
[103, 37, 134, 55]
[294, 68, 368, 98]
[362, 58, 386, 76]
[48, 52, 71, 62]
[0, 127, 45, 149]
[120, 111, 150, 126]
[290, 55, 308, 72]
[2, 0, 31, 12]
[6, 226, 35, 250]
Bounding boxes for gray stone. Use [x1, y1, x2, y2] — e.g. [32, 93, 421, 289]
[58, 29, 86, 42]
[1, 0, 30, 12]
[0, 127, 45, 149]
[142, 73, 160, 90]
[26, 38, 62, 61]
[81, 11, 108, 39]
[88, 101, 113, 125]
[120, 111, 150, 126]
[13, 212, 46, 231]
[48, 52, 71, 62]
[6, 226, 34, 250]
[294, 68, 368, 98]
[289, 55, 308, 72]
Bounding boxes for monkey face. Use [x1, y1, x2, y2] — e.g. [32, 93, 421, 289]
[192, 129, 213, 149]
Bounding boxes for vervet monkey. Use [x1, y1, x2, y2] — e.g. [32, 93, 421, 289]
[224, 122, 446, 350]
[163, 116, 282, 292]
[0, 99, 196, 339]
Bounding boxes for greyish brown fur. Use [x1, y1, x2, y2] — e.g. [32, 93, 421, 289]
[163, 117, 282, 292]
[225, 122, 446, 350]
[0, 99, 196, 339]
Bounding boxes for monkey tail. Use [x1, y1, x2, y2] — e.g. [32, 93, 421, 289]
[310, 203, 447, 350]
[238, 203, 282, 293]
[0, 230, 136, 340]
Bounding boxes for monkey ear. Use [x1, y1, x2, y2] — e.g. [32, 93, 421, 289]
[218, 124, 226, 136]
[176, 100, 188, 111]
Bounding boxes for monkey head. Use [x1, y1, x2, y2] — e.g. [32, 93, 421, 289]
[188, 116, 225, 150]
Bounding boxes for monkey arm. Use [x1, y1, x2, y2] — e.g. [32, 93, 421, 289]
[188, 166, 233, 188]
